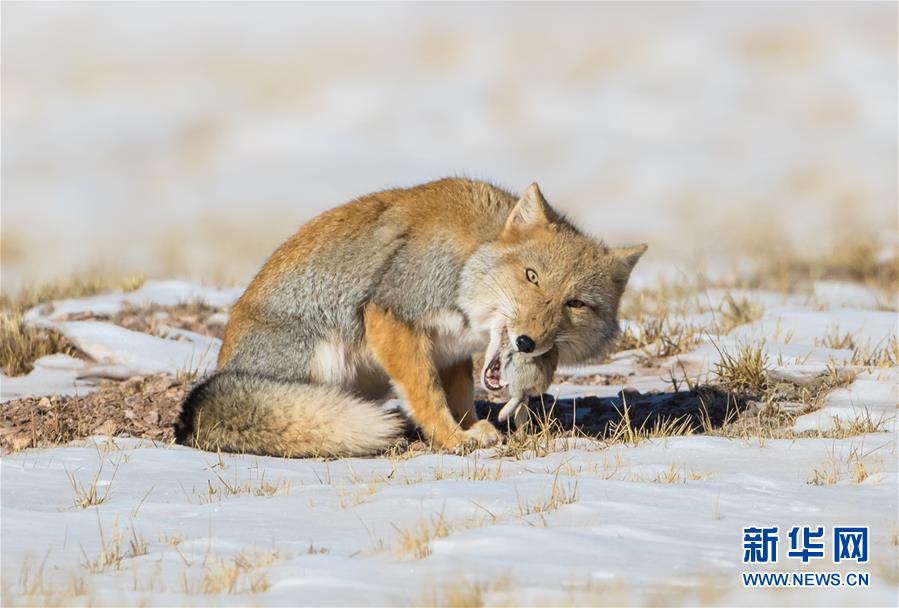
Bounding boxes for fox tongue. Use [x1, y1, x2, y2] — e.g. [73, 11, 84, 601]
[483, 353, 503, 390]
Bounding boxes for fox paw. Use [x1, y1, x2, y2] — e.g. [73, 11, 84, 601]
[457, 420, 501, 451]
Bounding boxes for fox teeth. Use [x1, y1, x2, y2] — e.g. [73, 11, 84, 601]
[483, 353, 503, 391]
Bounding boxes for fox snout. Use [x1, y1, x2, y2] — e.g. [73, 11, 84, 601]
[514, 335, 536, 353]
[509, 303, 560, 356]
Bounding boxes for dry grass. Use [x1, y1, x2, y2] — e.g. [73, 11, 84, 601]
[815, 325, 857, 350]
[0, 275, 143, 376]
[825, 411, 890, 438]
[851, 335, 898, 368]
[628, 464, 707, 484]
[199, 551, 280, 594]
[716, 293, 762, 334]
[80, 514, 149, 573]
[615, 285, 761, 362]
[708, 358, 865, 441]
[618, 279, 709, 321]
[0, 310, 79, 376]
[615, 279, 712, 359]
[198, 467, 292, 503]
[740, 237, 898, 295]
[518, 470, 580, 516]
[712, 341, 769, 396]
[807, 462, 841, 486]
[489, 363, 862, 458]
[604, 395, 698, 447]
[67, 455, 122, 509]
[493, 402, 583, 459]
[337, 479, 379, 508]
[616, 313, 702, 358]
[806, 443, 883, 487]
[417, 577, 511, 608]
[0, 275, 145, 315]
[393, 512, 452, 559]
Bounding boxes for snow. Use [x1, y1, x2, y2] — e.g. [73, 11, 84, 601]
[47, 321, 219, 380]
[23, 281, 242, 324]
[0, 355, 96, 403]
[793, 370, 898, 433]
[2, 280, 897, 605]
[2, 435, 895, 606]
[2, 281, 230, 401]
[813, 282, 893, 311]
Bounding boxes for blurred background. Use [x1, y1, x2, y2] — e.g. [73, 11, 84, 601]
[2, 2, 896, 292]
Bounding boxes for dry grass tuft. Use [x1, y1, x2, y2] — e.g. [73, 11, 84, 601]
[827, 411, 890, 438]
[80, 514, 149, 573]
[200, 467, 292, 503]
[418, 577, 511, 608]
[815, 325, 857, 350]
[803, 444, 880, 487]
[627, 464, 707, 484]
[518, 469, 580, 516]
[604, 395, 698, 446]
[808, 462, 841, 486]
[616, 313, 702, 358]
[716, 293, 762, 334]
[851, 335, 898, 368]
[67, 454, 122, 509]
[0, 275, 144, 376]
[713, 341, 769, 396]
[393, 512, 452, 559]
[0, 310, 78, 376]
[200, 551, 280, 594]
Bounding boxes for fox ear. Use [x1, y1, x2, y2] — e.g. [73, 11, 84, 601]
[505, 183, 553, 231]
[610, 244, 648, 287]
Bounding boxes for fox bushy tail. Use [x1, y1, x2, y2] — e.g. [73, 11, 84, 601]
[174, 371, 403, 457]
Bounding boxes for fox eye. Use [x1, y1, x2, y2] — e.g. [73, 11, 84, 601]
[525, 268, 539, 284]
[566, 299, 586, 309]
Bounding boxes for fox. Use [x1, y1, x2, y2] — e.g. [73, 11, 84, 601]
[174, 178, 645, 457]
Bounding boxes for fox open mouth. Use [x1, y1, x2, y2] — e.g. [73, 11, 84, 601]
[483, 353, 504, 391]
[482, 325, 509, 391]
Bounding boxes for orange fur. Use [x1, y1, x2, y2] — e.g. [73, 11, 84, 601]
[364, 303, 465, 448]
[438, 358, 477, 429]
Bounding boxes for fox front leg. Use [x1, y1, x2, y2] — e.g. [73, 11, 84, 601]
[364, 303, 500, 450]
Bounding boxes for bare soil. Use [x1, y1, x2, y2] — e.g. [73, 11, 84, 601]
[1, 375, 187, 452]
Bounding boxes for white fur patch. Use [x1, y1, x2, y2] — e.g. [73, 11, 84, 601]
[423, 310, 488, 367]
[310, 337, 355, 386]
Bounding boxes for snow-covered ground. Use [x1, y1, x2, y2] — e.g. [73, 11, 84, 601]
[2, 434, 895, 607]
[2, 281, 895, 606]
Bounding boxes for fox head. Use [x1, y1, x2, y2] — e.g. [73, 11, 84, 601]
[460, 183, 645, 390]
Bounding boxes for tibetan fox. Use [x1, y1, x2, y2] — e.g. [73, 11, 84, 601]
[175, 178, 645, 457]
